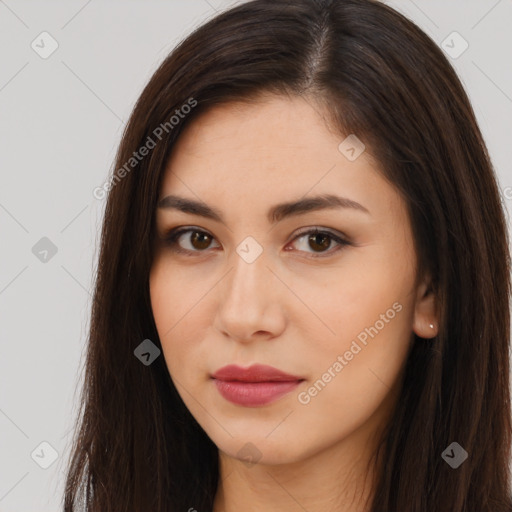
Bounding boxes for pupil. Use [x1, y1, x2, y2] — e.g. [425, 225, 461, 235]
[309, 233, 330, 252]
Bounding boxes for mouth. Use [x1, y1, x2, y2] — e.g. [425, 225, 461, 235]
[211, 364, 305, 407]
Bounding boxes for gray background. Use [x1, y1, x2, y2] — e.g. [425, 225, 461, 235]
[0, 0, 511, 510]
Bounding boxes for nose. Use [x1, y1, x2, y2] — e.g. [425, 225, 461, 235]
[213, 247, 287, 343]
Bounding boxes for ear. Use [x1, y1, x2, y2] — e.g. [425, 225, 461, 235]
[412, 275, 438, 339]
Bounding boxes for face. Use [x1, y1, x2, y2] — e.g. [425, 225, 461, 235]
[149, 94, 436, 466]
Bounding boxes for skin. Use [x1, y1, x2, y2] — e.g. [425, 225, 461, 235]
[149, 93, 437, 512]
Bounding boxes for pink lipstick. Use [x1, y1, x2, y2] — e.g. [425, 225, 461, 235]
[211, 364, 304, 407]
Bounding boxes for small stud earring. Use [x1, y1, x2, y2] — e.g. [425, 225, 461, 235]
[429, 324, 434, 329]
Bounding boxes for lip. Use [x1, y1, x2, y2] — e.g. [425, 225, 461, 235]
[211, 364, 304, 407]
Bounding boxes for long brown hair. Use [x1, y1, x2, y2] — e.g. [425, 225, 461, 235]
[63, 0, 512, 510]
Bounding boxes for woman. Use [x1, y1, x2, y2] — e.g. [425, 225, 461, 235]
[63, 0, 512, 510]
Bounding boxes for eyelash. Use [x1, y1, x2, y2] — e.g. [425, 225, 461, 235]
[160, 226, 351, 259]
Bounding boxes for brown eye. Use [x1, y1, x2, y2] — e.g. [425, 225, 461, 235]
[162, 226, 349, 259]
[307, 233, 331, 252]
[290, 228, 350, 258]
[162, 227, 220, 255]
[187, 231, 211, 250]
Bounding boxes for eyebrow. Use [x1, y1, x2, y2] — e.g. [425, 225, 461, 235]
[157, 193, 370, 224]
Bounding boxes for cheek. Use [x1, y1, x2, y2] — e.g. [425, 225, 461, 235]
[286, 257, 408, 354]
[293, 297, 413, 449]
[149, 258, 200, 333]
[149, 260, 213, 375]
[290, 264, 414, 407]
[150, 262, 183, 358]
[302, 291, 411, 390]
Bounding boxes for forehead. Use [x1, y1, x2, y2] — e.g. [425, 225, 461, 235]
[170, 95, 340, 156]
[158, 94, 403, 225]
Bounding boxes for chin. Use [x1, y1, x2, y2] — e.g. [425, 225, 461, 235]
[215, 432, 310, 467]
